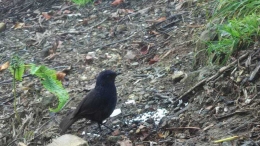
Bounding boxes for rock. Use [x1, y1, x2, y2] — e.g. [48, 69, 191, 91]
[47, 134, 88, 146]
[171, 71, 185, 82]
[0, 23, 6, 33]
[112, 119, 122, 125]
[124, 50, 136, 60]
[131, 62, 139, 66]
[18, 142, 27, 146]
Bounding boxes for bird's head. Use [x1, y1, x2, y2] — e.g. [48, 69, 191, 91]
[96, 70, 120, 86]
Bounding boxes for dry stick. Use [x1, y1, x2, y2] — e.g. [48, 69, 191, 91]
[214, 110, 250, 120]
[166, 127, 201, 130]
[173, 52, 250, 105]
[249, 61, 260, 81]
[229, 117, 258, 134]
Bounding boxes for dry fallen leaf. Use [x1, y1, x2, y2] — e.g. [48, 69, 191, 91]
[140, 45, 149, 55]
[56, 71, 66, 81]
[14, 22, 25, 29]
[0, 61, 9, 71]
[146, 17, 166, 23]
[42, 12, 51, 20]
[118, 9, 134, 14]
[157, 131, 170, 139]
[149, 55, 159, 65]
[150, 30, 160, 35]
[63, 10, 71, 14]
[125, 9, 134, 13]
[111, 0, 123, 6]
[156, 17, 167, 22]
[158, 132, 165, 138]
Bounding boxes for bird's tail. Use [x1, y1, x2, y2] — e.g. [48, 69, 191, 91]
[59, 115, 78, 134]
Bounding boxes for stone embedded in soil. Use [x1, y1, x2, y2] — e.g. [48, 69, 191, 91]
[0, 22, 6, 32]
[47, 134, 88, 146]
[112, 119, 122, 125]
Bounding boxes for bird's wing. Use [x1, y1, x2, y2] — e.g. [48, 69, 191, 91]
[71, 89, 103, 118]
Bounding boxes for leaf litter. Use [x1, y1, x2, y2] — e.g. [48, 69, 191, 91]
[0, 0, 260, 146]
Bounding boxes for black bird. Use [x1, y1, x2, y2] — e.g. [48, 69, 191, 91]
[59, 70, 119, 134]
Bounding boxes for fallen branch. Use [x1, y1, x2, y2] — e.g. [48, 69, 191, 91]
[173, 52, 250, 106]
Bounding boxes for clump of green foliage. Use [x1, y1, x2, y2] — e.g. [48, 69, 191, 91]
[204, 0, 260, 65]
[214, 0, 260, 18]
[207, 14, 260, 64]
[72, 0, 92, 6]
[9, 55, 69, 113]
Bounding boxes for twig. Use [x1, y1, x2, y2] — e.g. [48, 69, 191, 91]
[229, 117, 258, 133]
[173, 52, 249, 106]
[166, 127, 200, 130]
[214, 110, 250, 120]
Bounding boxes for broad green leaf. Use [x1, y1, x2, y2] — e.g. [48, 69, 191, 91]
[30, 64, 69, 112]
[41, 76, 69, 112]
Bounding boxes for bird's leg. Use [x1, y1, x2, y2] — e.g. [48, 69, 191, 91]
[99, 123, 114, 131]
[98, 123, 102, 132]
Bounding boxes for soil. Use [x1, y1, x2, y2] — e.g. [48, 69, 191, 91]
[0, 0, 260, 146]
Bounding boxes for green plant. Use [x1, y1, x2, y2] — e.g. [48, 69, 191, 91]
[9, 55, 24, 120]
[72, 0, 93, 6]
[207, 14, 260, 65]
[9, 55, 69, 112]
[214, 0, 260, 18]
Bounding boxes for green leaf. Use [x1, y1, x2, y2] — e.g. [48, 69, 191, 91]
[41, 76, 69, 112]
[30, 64, 69, 112]
[72, 0, 93, 6]
[30, 64, 56, 79]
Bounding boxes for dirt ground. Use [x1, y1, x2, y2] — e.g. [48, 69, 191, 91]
[1, 0, 260, 146]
